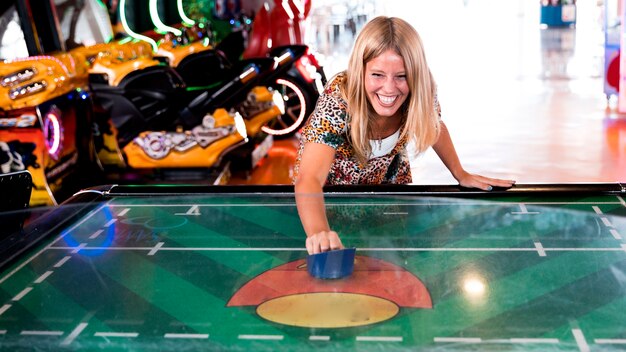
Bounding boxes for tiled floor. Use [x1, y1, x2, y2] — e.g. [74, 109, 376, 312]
[230, 0, 626, 185]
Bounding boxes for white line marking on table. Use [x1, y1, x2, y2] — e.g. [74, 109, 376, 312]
[95, 332, 139, 338]
[0, 246, 54, 285]
[148, 242, 165, 256]
[108, 201, 624, 208]
[175, 205, 201, 216]
[618, 196, 626, 207]
[572, 329, 590, 352]
[383, 212, 408, 215]
[534, 242, 547, 257]
[0, 204, 107, 285]
[54, 256, 72, 268]
[238, 334, 284, 340]
[0, 330, 6, 334]
[12, 287, 33, 301]
[0, 304, 12, 316]
[511, 203, 540, 215]
[601, 217, 614, 228]
[47, 246, 626, 253]
[622, 244, 626, 253]
[509, 338, 559, 343]
[21, 330, 64, 336]
[117, 208, 130, 217]
[610, 229, 622, 240]
[164, 333, 209, 339]
[89, 229, 104, 240]
[356, 336, 403, 342]
[593, 206, 603, 215]
[71, 243, 87, 254]
[104, 219, 117, 227]
[309, 336, 330, 341]
[34, 271, 54, 284]
[61, 322, 88, 346]
[434, 337, 481, 343]
[595, 339, 626, 344]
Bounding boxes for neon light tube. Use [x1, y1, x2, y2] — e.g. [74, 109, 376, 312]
[119, 0, 158, 51]
[177, 0, 195, 26]
[149, 0, 182, 36]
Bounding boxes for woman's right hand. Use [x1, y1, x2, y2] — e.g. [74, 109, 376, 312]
[306, 231, 344, 254]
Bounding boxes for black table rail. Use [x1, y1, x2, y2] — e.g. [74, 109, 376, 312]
[77, 182, 626, 198]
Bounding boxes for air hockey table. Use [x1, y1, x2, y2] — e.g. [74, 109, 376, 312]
[0, 183, 625, 351]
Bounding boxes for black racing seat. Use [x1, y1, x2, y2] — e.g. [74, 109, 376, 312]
[90, 65, 187, 147]
[176, 49, 235, 88]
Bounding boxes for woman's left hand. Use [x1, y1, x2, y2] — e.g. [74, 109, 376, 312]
[456, 171, 515, 191]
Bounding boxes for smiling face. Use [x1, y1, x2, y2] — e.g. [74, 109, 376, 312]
[364, 49, 410, 119]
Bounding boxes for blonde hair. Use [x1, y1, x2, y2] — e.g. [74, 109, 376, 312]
[342, 16, 440, 163]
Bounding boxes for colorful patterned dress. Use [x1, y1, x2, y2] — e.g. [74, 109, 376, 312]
[294, 73, 436, 185]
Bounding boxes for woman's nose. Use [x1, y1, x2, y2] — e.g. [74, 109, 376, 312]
[382, 77, 398, 91]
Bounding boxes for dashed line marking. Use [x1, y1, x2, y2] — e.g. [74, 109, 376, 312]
[618, 196, 625, 207]
[596, 339, 626, 344]
[61, 322, 88, 346]
[34, 271, 54, 284]
[148, 242, 165, 256]
[21, 330, 64, 336]
[0, 330, 6, 334]
[592, 206, 603, 215]
[12, 287, 33, 301]
[383, 212, 408, 215]
[71, 243, 87, 254]
[54, 256, 72, 268]
[601, 217, 614, 228]
[104, 219, 118, 227]
[89, 229, 104, 240]
[95, 332, 139, 338]
[572, 329, 590, 352]
[238, 334, 284, 340]
[434, 337, 481, 343]
[164, 333, 209, 339]
[534, 242, 547, 257]
[622, 244, 626, 253]
[609, 229, 622, 240]
[309, 335, 330, 341]
[117, 208, 130, 217]
[175, 205, 201, 216]
[0, 304, 12, 316]
[509, 338, 559, 343]
[511, 203, 540, 215]
[357, 336, 403, 342]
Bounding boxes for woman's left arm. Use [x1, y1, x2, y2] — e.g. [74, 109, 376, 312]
[432, 121, 515, 190]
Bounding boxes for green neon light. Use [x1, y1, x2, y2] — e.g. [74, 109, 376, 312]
[117, 36, 132, 45]
[119, 0, 158, 51]
[178, 0, 195, 26]
[149, 0, 182, 36]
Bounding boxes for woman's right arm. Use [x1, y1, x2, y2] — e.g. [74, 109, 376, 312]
[294, 142, 344, 254]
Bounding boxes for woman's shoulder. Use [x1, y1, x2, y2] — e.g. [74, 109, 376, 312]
[324, 71, 347, 96]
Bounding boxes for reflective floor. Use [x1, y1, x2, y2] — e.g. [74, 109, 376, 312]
[231, 0, 626, 185]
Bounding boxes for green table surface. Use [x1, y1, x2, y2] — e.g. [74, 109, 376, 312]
[0, 185, 625, 351]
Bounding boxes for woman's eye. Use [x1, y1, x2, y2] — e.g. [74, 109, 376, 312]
[396, 75, 407, 80]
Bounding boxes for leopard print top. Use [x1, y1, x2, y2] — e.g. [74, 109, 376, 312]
[294, 72, 423, 185]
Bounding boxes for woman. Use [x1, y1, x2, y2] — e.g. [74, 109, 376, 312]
[294, 16, 515, 255]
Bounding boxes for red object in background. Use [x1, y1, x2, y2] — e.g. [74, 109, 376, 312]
[244, 0, 309, 59]
[607, 53, 620, 91]
[270, 0, 297, 47]
[243, 4, 271, 58]
[287, 0, 306, 44]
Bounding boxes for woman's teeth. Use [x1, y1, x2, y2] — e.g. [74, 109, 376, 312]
[378, 95, 397, 105]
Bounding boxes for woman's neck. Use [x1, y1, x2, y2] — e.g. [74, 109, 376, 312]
[372, 113, 402, 139]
